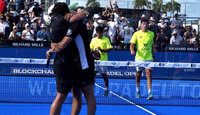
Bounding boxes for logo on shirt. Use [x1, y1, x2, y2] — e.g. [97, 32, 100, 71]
[66, 29, 72, 36]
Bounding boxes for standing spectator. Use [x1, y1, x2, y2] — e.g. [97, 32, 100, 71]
[21, 23, 35, 41]
[0, 15, 9, 40]
[149, 17, 158, 41]
[31, 2, 42, 18]
[8, 25, 21, 41]
[92, 14, 100, 38]
[36, 23, 47, 41]
[0, 0, 7, 14]
[170, 14, 183, 35]
[130, 19, 155, 100]
[107, 13, 119, 46]
[16, 0, 25, 13]
[123, 22, 134, 49]
[170, 30, 183, 45]
[90, 26, 112, 96]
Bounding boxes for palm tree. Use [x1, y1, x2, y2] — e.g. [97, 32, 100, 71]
[165, 0, 181, 15]
[86, 0, 100, 8]
[152, 0, 163, 13]
[133, 0, 151, 9]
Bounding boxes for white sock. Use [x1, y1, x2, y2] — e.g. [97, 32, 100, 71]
[148, 89, 151, 94]
[136, 87, 140, 92]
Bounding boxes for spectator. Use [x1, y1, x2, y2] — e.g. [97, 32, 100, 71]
[170, 14, 183, 35]
[170, 30, 183, 45]
[183, 26, 192, 44]
[155, 26, 169, 51]
[92, 14, 101, 37]
[31, 2, 42, 18]
[16, 17, 25, 32]
[0, 0, 7, 14]
[123, 22, 134, 49]
[101, 6, 110, 20]
[137, 14, 147, 30]
[118, 17, 128, 30]
[16, 0, 25, 13]
[158, 18, 167, 29]
[107, 13, 119, 46]
[0, 15, 9, 39]
[21, 23, 35, 41]
[149, 17, 159, 40]
[8, 25, 21, 41]
[190, 29, 199, 46]
[36, 23, 48, 41]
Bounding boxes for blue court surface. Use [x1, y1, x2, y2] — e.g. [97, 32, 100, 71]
[1, 77, 200, 115]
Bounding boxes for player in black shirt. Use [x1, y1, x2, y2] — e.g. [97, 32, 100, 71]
[46, 3, 96, 115]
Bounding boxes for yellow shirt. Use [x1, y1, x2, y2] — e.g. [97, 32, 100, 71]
[130, 30, 154, 60]
[90, 36, 112, 61]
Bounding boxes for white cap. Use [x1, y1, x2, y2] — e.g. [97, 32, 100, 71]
[149, 17, 155, 21]
[112, 0, 117, 5]
[141, 14, 146, 18]
[172, 30, 178, 35]
[162, 14, 167, 18]
[20, 17, 24, 21]
[13, 26, 17, 29]
[25, 23, 29, 27]
[93, 14, 100, 19]
[40, 24, 46, 28]
[97, 19, 103, 24]
[121, 17, 125, 20]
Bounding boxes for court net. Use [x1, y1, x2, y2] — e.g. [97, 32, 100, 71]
[0, 58, 200, 106]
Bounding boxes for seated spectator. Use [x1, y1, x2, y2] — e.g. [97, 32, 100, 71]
[190, 29, 199, 47]
[183, 26, 192, 44]
[21, 23, 35, 41]
[16, 17, 25, 32]
[8, 26, 21, 41]
[170, 30, 183, 45]
[158, 18, 167, 29]
[36, 24, 48, 41]
[155, 26, 169, 51]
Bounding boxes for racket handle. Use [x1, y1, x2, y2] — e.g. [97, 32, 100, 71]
[46, 53, 53, 68]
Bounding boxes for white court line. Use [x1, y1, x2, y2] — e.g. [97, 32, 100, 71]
[95, 83, 156, 115]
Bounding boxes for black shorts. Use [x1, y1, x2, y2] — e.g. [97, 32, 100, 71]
[54, 61, 95, 93]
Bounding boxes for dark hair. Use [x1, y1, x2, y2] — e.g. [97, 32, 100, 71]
[51, 2, 69, 16]
[141, 19, 149, 23]
[96, 26, 104, 33]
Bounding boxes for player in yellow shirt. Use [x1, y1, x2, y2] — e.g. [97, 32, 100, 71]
[90, 26, 113, 96]
[130, 19, 155, 100]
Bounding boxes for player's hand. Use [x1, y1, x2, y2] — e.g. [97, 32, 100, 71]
[51, 43, 60, 52]
[97, 47, 102, 51]
[130, 50, 135, 55]
[46, 49, 53, 59]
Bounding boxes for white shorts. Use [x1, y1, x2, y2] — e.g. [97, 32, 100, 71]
[135, 59, 153, 72]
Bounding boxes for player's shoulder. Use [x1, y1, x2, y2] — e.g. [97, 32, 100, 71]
[147, 30, 154, 35]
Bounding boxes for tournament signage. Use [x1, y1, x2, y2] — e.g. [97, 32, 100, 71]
[166, 45, 200, 52]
